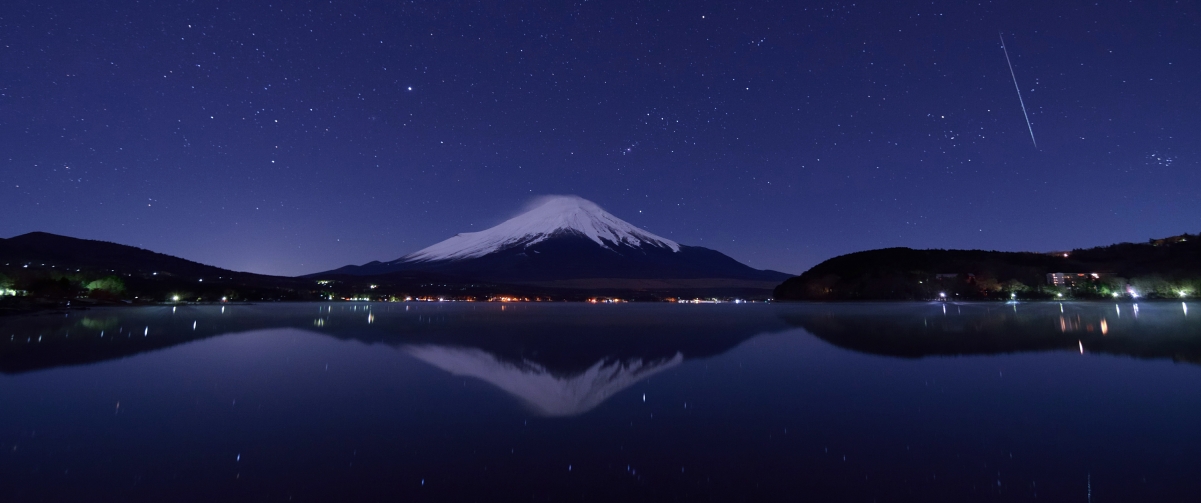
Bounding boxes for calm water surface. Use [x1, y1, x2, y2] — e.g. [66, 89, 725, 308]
[2, 302, 1199, 501]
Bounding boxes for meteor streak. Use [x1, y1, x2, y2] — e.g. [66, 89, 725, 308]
[1000, 33, 1037, 148]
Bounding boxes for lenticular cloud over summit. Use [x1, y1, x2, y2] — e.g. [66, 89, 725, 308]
[403, 195, 680, 263]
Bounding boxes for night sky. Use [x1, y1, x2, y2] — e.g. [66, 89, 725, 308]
[2, 1, 1197, 277]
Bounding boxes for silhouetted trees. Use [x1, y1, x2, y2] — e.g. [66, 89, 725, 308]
[775, 234, 1201, 301]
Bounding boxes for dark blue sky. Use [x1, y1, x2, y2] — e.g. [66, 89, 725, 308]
[2, 1, 1197, 276]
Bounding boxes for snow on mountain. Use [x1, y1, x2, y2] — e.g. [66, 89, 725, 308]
[399, 195, 680, 263]
[404, 344, 683, 417]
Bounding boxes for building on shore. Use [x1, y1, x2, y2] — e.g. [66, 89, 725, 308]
[1047, 272, 1111, 287]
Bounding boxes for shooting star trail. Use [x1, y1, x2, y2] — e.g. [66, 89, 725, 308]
[1000, 33, 1037, 148]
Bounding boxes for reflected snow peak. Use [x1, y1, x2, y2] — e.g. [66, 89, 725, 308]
[406, 345, 682, 416]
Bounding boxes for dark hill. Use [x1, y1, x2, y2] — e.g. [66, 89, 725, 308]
[0, 232, 320, 304]
[774, 233, 1201, 301]
[1, 232, 264, 280]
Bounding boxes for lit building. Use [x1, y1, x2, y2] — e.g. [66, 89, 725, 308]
[1047, 272, 1106, 287]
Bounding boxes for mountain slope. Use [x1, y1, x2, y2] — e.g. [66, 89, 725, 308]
[0, 232, 338, 303]
[0, 232, 257, 279]
[315, 196, 789, 288]
[773, 234, 1201, 300]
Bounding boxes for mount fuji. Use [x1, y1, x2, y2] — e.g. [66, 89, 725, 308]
[315, 196, 789, 292]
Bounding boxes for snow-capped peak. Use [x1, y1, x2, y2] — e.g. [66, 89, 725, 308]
[400, 195, 680, 263]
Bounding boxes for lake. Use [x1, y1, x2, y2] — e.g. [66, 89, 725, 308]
[2, 301, 1199, 501]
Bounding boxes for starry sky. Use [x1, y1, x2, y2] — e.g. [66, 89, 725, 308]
[1, 1, 1198, 276]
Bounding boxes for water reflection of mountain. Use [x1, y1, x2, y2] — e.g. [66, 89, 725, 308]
[13, 302, 1194, 414]
[319, 304, 785, 416]
[0, 304, 786, 414]
[783, 302, 1201, 365]
[406, 346, 682, 416]
[0, 308, 246, 374]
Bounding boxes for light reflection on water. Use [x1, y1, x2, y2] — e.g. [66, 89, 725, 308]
[1, 302, 1199, 501]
